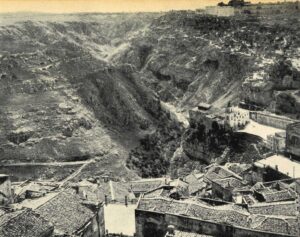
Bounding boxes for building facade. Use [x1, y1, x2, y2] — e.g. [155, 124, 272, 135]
[266, 132, 286, 153]
[286, 122, 300, 158]
[225, 107, 250, 129]
[205, 6, 236, 17]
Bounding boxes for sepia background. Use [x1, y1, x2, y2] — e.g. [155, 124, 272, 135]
[0, 0, 289, 13]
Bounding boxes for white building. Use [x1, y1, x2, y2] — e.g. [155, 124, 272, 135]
[225, 106, 250, 129]
[205, 6, 236, 17]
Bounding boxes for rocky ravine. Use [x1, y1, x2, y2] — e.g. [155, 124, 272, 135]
[0, 12, 299, 180]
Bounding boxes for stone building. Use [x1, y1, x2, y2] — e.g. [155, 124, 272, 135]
[135, 196, 299, 237]
[286, 122, 300, 158]
[266, 131, 286, 153]
[211, 177, 244, 202]
[0, 174, 13, 205]
[189, 106, 225, 133]
[225, 106, 249, 129]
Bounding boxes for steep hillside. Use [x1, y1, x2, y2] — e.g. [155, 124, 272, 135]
[119, 12, 300, 177]
[0, 12, 299, 180]
[118, 12, 300, 117]
[0, 13, 164, 180]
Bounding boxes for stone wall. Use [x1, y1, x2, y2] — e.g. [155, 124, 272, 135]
[286, 122, 300, 158]
[250, 111, 297, 130]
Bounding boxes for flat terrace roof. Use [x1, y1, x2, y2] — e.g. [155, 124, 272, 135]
[254, 155, 300, 179]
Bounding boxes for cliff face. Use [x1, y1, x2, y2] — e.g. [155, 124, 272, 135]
[118, 13, 300, 117]
[0, 13, 162, 175]
[118, 12, 300, 176]
[0, 12, 299, 179]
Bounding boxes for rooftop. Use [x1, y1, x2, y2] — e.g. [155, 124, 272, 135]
[204, 165, 242, 183]
[258, 189, 297, 203]
[0, 209, 53, 237]
[129, 178, 167, 193]
[248, 201, 298, 216]
[34, 190, 96, 235]
[254, 155, 300, 178]
[137, 197, 299, 236]
[184, 173, 206, 195]
[212, 177, 244, 190]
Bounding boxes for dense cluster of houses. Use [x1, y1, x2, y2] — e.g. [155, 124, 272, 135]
[0, 156, 299, 237]
[0, 100, 299, 237]
[135, 162, 300, 237]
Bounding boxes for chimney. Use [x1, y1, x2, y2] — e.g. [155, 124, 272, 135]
[104, 195, 108, 206]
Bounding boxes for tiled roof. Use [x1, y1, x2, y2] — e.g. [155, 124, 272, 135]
[225, 163, 252, 175]
[248, 201, 298, 216]
[259, 189, 297, 203]
[204, 166, 242, 183]
[110, 181, 136, 202]
[35, 191, 95, 235]
[144, 186, 191, 199]
[0, 209, 53, 237]
[130, 179, 166, 193]
[251, 215, 299, 236]
[137, 197, 299, 236]
[212, 177, 244, 190]
[184, 173, 206, 195]
[144, 188, 166, 198]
